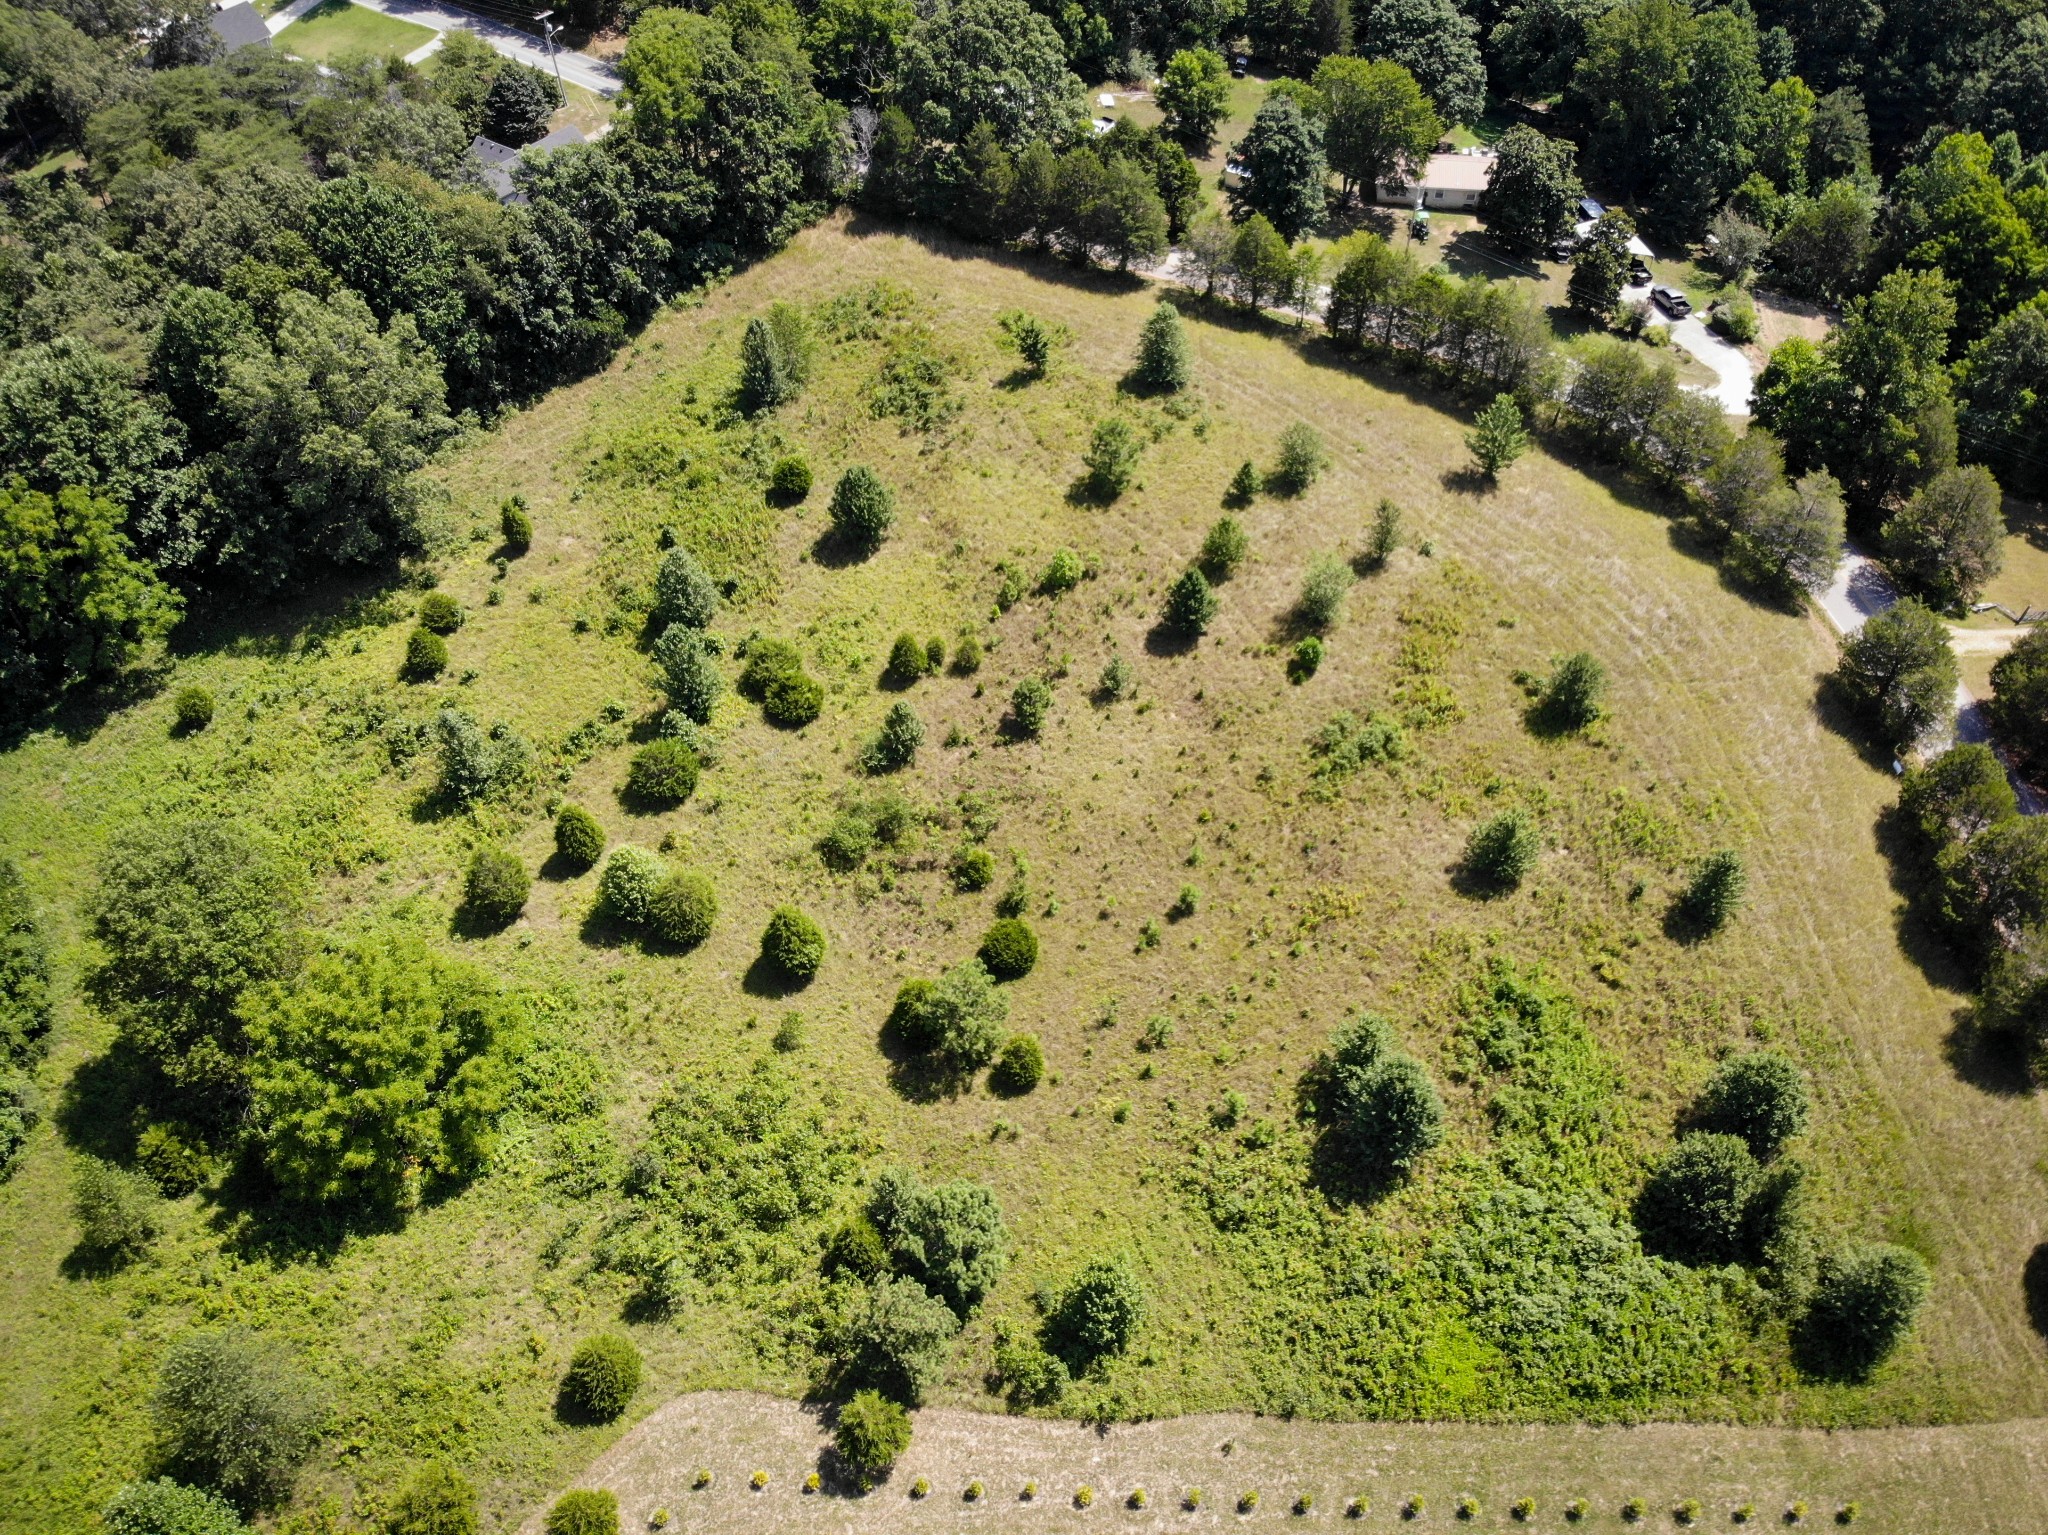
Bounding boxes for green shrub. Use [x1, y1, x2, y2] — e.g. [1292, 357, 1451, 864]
[1010, 677, 1052, 736]
[152, 1329, 323, 1505]
[1296, 554, 1353, 630]
[978, 918, 1038, 979]
[834, 1389, 912, 1490]
[993, 1335, 1068, 1405]
[1200, 516, 1248, 578]
[1674, 1500, 1702, 1526]
[953, 635, 983, 673]
[819, 810, 877, 870]
[135, 1119, 211, 1196]
[1700, 1051, 1808, 1158]
[769, 455, 812, 501]
[1324, 1016, 1446, 1178]
[952, 846, 995, 890]
[463, 846, 529, 927]
[761, 905, 826, 981]
[1989, 626, 2048, 772]
[1463, 809, 1539, 888]
[103, 1479, 245, 1535]
[173, 686, 215, 732]
[1834, 597, 1959, 746]
[647, 870, 716, 949]
[1098, 653, 1136, 701]
[1084, 417, 1143, 497]
[1170, 884, 1199, 919]
[1366, 498, 1402, 566]
[1798, 1241, 1930, 1379]
[887, 633, 928, 684]
[830, 465, 896, 549]
[1240, 1491, 1260, 1513]
[862, 702, 924, 773]
[597, 846, 666, 927]
[773, 1011, 805, 1051]
[418, 592, 464, 634]
[1711, 295, 1759, 343]
[891, 961, 1009, 1068]
[991, 1032, 1044, 1094]
[1133, 301, 1190, 390]
[1290, 634, 1325, 680]
[561, 1333, 641, 1422]
[1050, 1257, 1145, 1361]
[869, 1166, 1010, 1315]
[654, 546, 719, 629]
[924, 636, 946, 672]
[1225, 460, 1261, 506]
[764, 669, 824, 727]
[844, 1274, 958, 1403]
[403, 628, 448, 680]
[1272, 422, 1326, 493]
[555, 805, 605, 870]
[1678, 849, 1746, 933]
[1040, 547, 1085, 594]
[388, 1463, 478, 1535]
[1635, 1131, 1760, 1264]
[1622, 1498, 1646, 1523]
[1457, 1496, 1481, 1521]
[1510, 1497, 1535, 1522]
[625, 739, 700, 805]
[543, 1490, 618, 1535]
[1542, 652, 1607, 729]
[73, 1156, 159, 1257]
[432, 708, 530, 805]
[1162, 567, 1218, 636]
[653, 625, 724, 724]
[500, 495, 533, 551]
[1466, 392, 1528, 477]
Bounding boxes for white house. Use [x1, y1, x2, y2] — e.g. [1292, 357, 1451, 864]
[1375, 150, 1496, 213]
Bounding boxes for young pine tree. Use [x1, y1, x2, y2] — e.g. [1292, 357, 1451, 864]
[738, 316, 790, 414]
[1132, 302, 1191, 391]
[1466, 393, 1528, 478]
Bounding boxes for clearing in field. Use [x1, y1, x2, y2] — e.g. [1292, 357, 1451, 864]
[2, 217, 2045, 1534]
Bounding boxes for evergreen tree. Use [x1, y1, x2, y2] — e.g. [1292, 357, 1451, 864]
[1132, 302, 1190, 392]
[1466, 393, 1528, 477]
[738, 316, 790, 414]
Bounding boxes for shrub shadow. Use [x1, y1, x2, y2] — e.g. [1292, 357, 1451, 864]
[876, 1015, 974, 1104]
[55, 1047, 150, 1163]
[539, 850, 588, 882]
[1942, 1004, 2034, 1098]
[810, 526, 876, 570]
[205, 1146, 398, 1266]
[1660, 896, 1717, 946]
[1439, 466, 1494, 497]
[2024, 1243, 2048, 1339]
[1447, 862, 1519, 902]
[743, 954, 811, 998]
[1143, 624, 1201, 657]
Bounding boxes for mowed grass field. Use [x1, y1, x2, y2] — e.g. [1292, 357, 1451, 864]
[3, 216, 2047, 1534]
[275, 0, 435, 63]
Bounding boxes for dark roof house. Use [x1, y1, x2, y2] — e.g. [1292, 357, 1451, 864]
[208, 1, 272, 52]
[468, 124, 585, 204]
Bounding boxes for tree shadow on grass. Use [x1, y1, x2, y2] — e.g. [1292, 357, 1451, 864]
[1142, 623, 1203, 658]
[55, 1047, 149, 1163]
[810, 526, 878, 570]
[878, 1022, 976, 1105]
[1869, 802, 1984, 997]
[742, 953, 811, 999]
[1447, 861, 1521, 902]
[1943, 1004, 2034, 1099]
[1439, 466, 1494, 497]
[539, 849, 589, 882]
[204, 1147, 400, 1266]
[2024, 1244, 2048, 1339]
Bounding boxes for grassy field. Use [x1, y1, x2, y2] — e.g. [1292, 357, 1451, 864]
[275, 0, 435, 63]
[3, 217, 2047, 1535]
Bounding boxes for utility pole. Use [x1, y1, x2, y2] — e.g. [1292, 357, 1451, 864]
[534, 9, 563, 89]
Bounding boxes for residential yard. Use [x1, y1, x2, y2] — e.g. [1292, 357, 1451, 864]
[4, 217, 2046, 1535]
[275, 0, 436, 63]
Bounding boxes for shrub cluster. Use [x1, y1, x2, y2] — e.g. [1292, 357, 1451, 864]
[73, 1157, 160, 1258]
[740, 636, 824, 727]
[1321, 1015, 1445, 1181]
[152, 1329, 324, 1506]
[867, 1166, 1011, 1318]
[103, 1480, 245, 1535]
[889, 960, 1009, 1071]
[597, 846, 667, 928]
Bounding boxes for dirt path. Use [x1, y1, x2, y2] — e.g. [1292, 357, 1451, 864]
[531, 1391, 2048, 1534]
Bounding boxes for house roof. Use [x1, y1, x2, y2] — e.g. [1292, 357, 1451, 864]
[208, 2, 271, 52]
[1416, 151, 1494, 193]
[469, 126, 588, 204]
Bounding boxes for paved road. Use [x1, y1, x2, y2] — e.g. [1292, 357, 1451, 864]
[267, 0, 621, 95]
[1627, 282, 1754, 414]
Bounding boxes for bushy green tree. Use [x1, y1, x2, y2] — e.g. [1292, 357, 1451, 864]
[843, 1274, 957, 1404]
[991, 1031, 1043, 1093]
[1323, 1014, 1446, 1178]
[1798, 1242, 1930, 1379]
[554, 805, 605, 870]
[1542, 651, 1608, 729]
[89, 818, 304, 1100]
[1296, 554, 1353, 630]
[624, 739, 700, 805]
[1481, 123, 1582, 253]
[1677, 849, 1746, 934]
[1463, 809, 1540, 888]
[1990, 627, 2048, 772]
[560, 1334, 641, 1421]
[1272, 422, 1326, 493]
[417, 593, 463, 635]
[769, 455, 813, 501]
[1358, 0, 1486, 126]
[890, 960, 1009, 1069]
[500, 496, 533, 552]
[542, 1490, 617, 1535]
[482, 62, 560, 145]
[1699, 1051, 1809, 1159]
[1084, 416, 1143, 497]
[977, 917, 1038, 978]
[1314, 56, 1441, 207]
[861, 701, 925, 773]
[1010, 676, 1052, 736]
[1636, 1131, 1760, 1264]
[244, 934, 518, 1210]
[829, 465, 896, 550]
[1567, 210, 1635, 321]
[1723, 470, 1845, 596]
[1161, 567, 1218, 636]
[1156, 47, 1229, 141]
[173, 687, 215, 732]
[152, 1329, 324, 1506]
[1466, 394, 1528, 478]
[886, 632, 927, 684]
[647, 869, 716, 950]
[1132, 302, 1190, 392]
[1833, 598, 1960, 745]
[833, 1389, 912, 1489]
[653, 624, 724, 725]
[761, 905, 826, 981]
[1229, 93, 1327, 240]
[1200, 517, 1248, 578]
[1367, 499, 1403, 566]
[103, 1479, 245, 1535]
[0, 481, 181, 718]
[73, 1156, 160, 1258]
[738, 314, 792, 414]
[1049, 1257, 1145, 1362]
[893, 0, 1081, 148]
[403, 629, 448, 681]
[598, 847, 666, 927]
[654, 545, 719, 628]
[432, 709, 530, 806]
[462, 846, 528, 929]
[1880, 465, 2006, 609]
[387, 1463, 476, 1535]
[868, 1167, 1010, 1316]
